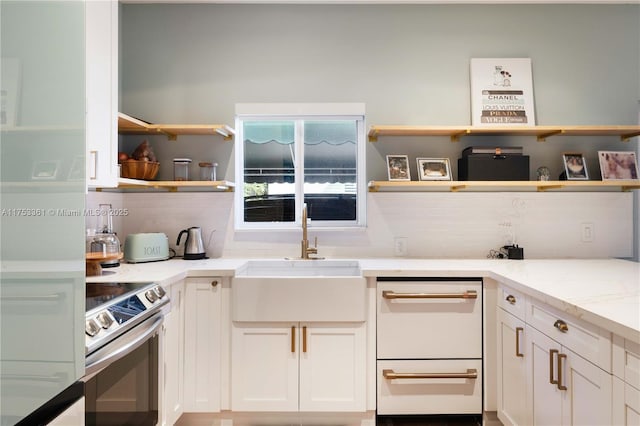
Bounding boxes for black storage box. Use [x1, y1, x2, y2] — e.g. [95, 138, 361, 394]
[458, 152, 529, 181]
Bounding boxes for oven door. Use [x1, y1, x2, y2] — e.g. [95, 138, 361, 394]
[84, 313, 163, 426]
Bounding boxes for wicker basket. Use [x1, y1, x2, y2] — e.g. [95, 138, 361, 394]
[120, 159, 159, 180]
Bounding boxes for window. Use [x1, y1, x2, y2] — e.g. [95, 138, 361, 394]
[235, 104, 366, 230]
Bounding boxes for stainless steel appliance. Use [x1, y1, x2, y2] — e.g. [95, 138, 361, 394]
[83, 282, 169, 426]
[177, 226, 206, 260]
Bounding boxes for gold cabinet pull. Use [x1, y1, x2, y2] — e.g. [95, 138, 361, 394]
[291, 326, 296, 353]
[549, 349, 559, 385]
[302, 326, 307, 353]
[557, 353, 567, 391]
[515, 327, 524, 357]
[211, 280, 218, 287]
[506, 294, 516, 305]
[554, 319, 569, 333]
[383, 369, 477, 380]
[382, 290, 478, 300]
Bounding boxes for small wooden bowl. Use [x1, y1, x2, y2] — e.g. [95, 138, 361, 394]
[121, 159, 159, 180]
[86, 252, 123, 276]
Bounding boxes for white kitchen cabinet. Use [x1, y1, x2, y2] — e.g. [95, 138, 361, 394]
[231, 321, 366, 412]
[161, 280, 185, 426]
[613, 335, 640, 425]
[496, 284, 615, 426]
[183, 278, 222, 413]
[496, 307, 529, 426]
[86, 0, 118, 188]
[526, 324, 612, 425]
[613, 377, 640, 426]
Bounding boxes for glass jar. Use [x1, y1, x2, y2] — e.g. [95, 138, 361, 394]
[199, 162, 218, 181]
[173, 158, 192, 181]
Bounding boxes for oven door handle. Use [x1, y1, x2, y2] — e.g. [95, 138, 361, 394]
[84, 314, 163, 379]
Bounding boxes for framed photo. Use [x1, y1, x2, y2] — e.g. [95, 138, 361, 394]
[470, 58, 536, 127]
[386, 155, 410, 181]
[31, 160, 59, 180]
[416, 158, 451, 181]
[598, 151, 639, 180]
[562, 153, 589, 180]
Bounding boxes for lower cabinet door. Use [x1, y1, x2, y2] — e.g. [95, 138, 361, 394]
[562, 346, 612, 426]
[613, 377, 640, 426]
[527, 325, 613, 426]
[497, 309, 529, 426]
[231, 322, 299, 412]
[376, 359, 482, 415]
[527, 325, 563, 426]
[298, 322, 366, 412]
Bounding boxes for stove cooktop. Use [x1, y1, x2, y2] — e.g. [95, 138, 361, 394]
[85, 282, 168, 356]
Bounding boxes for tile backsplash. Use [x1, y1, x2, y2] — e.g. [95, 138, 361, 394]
[87, 191, 633, 259]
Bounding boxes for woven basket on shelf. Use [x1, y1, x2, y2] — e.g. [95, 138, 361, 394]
[120, 160, 159, 180]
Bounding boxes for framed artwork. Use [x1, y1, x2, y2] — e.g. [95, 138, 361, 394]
[416, 158, 451, 181]
[470, 58, 536, 127]
[598, 151, 639, 180]
[562, 153, 588, 180]
[386, 155, 410, 181]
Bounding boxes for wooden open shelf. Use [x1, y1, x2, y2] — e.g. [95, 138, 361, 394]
[114, 178, 235, 192]
[368, 125, 640, 142]
[368, 180, 640, 192]
[118, 112, 235, 140]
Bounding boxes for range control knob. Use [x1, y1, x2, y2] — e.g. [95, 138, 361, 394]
[85, 319, 100, 337]
[153, 286, 166, 299]
[145, 290, 158, 303]
[95, 311, 113, 329]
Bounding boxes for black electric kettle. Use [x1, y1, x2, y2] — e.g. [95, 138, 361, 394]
[177, 227, 206, 260]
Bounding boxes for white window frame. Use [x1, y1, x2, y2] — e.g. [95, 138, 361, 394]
[234, 103, 367, 231]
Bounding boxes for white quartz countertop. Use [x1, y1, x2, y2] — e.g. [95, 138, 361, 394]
[86, 257, 640, 343]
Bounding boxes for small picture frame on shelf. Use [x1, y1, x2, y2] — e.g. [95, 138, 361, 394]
[386, 155, 410, 181]
[416, 158, 451, 181]
[562, 153, 588, 180]
[598, 151, 639, 180]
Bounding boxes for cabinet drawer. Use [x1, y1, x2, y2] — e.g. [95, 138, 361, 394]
[526, 298, 611, 372]
[614, 335, 640, 390]
[497, 285, 526, 320]
[377, 359, 482, 415]
[377, 280, 482, 359]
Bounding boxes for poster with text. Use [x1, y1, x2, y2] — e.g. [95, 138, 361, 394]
[470, 58, 535, 126]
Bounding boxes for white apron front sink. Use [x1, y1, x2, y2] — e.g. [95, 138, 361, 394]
[232, 260, 366, 322]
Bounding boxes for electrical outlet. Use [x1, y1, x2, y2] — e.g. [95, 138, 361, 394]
[581, 223, 594, 242]
[394, 237, 408, 257]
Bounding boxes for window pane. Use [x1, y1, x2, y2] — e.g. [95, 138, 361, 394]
[243, 121, 296, 222]
[303, 121, 357, 221]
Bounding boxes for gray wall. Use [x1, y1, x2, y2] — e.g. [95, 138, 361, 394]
[119, 3, 640, 259]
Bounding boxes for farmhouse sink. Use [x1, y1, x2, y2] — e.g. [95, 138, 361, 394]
[232, 259, 366, 322]
[235, 259, 361, 277]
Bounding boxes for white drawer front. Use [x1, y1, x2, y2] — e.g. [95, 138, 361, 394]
[377, 359, 482, 415]
[377, 281, 482, 359]
[526, 298, 611, 372]
[498, 285, 526, 320]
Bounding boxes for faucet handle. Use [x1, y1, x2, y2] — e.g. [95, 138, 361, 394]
[314, 236, 318, 247]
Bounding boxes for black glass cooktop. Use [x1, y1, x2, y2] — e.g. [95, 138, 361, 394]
[85, 282, 153, 312]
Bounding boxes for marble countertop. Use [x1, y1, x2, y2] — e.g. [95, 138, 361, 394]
[86, 257, 640, 343]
